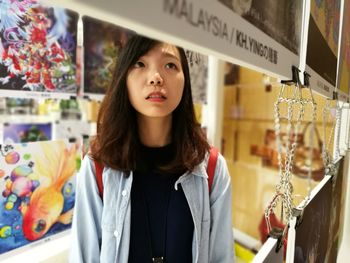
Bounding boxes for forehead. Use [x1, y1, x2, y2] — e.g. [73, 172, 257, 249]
[143, 43, 181, 60]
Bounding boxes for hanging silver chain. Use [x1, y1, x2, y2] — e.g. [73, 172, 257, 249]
[265, 83, 317, 228]
[305, 90, 317, 197]
[344, 105, 350, 148]
[322, 99, 334, 171]
[334, 101, 342, 161]
[322, 98, 342, 176]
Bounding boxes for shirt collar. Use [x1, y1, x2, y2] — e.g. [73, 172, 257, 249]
[191, 162, 208, 178]
[174, 161, 207, 190]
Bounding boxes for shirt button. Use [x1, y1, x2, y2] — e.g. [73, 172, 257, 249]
[114, 230, 118, 237]
[122, 190, 128, 196]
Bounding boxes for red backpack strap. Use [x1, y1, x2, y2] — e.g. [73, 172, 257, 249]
[207, 147, 219, 192]
[94, 160, 104, 199]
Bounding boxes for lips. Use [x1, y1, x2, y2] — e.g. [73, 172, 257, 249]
[146, 92, 166, 100]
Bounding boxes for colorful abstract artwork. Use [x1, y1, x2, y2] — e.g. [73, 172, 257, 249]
[0, 140, 78, 254]
[83, 16, 134, 96]
[0, 1, 78, 95]
[3, 123, 52, 144]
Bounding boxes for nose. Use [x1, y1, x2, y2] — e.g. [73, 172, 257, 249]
[149, 72, 163, 86]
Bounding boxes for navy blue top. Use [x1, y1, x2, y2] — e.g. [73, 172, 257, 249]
[128, 144, 194, 263]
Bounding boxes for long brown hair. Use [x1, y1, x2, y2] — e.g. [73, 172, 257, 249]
[90, 34, 210, 173]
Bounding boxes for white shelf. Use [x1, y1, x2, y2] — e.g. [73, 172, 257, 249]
[1, 230, 71, 263]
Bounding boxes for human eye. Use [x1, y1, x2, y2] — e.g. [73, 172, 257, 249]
[165, 62, 178, 70]
[134, 61, 145, 68]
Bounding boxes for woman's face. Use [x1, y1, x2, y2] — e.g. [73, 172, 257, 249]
[126, 43, 185, 119]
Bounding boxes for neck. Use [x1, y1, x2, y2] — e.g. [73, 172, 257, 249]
[137, 115, 172, 147]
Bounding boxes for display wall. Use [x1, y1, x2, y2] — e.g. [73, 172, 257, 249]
[1, 0, 350, 262]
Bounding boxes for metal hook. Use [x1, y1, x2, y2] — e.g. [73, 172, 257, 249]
[281, 65, 301, 86]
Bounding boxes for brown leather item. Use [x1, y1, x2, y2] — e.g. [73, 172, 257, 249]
[251, 123, 325, 181]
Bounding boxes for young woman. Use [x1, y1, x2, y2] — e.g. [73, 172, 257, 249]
[70, 34, 234, 263]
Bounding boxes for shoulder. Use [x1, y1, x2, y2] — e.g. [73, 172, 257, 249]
[81, 154, 95, 171]
[205, 149, 228, 174]
[213, 152, 230, 181]
[77, 155, 97, 184]
[210, 152, 231, 201]
[216, 153, 229, 170]
[199, 150, 230, 185]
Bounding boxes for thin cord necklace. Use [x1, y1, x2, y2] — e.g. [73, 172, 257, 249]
[140, 178, 172, 263]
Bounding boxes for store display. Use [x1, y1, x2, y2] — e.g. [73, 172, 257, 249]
[3, 123, 52, 144]
[0, 1, 78, 98]
[0, 0, 349, 261]
[0, 140, 78, 254]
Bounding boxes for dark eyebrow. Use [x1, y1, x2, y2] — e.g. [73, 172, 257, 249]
[162, 52, 180, 61]
[142, 51, 180, 61]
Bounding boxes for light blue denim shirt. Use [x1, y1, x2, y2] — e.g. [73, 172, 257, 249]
[70, 153, 234, 263]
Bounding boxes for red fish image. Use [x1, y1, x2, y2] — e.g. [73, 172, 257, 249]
[21, 141, 77, 241]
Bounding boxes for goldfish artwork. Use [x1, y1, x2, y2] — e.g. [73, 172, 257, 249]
[0, 140, 79, 254]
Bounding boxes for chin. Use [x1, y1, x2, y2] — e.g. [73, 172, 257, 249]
[139, 111, 173, 119]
